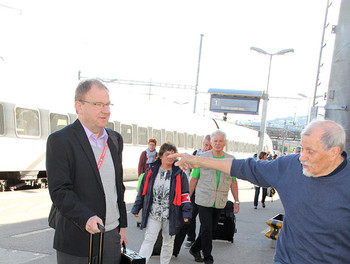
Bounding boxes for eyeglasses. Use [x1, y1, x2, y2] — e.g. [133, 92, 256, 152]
[79, 100, 114, 109]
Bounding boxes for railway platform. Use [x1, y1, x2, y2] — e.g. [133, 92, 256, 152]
[0, 179, 284, 264]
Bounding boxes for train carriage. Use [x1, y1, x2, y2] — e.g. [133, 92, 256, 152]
[0, 101, 272, 191]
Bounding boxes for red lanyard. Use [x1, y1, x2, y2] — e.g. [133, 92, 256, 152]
[97, 141, 108, 170]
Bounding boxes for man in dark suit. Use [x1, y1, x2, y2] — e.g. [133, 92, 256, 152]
[47, 79, 127, 264]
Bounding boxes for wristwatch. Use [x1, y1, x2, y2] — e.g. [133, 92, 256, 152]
[234, 201, 240, 205]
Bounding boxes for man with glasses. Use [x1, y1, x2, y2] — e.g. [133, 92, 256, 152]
[47, 79, 127, 264]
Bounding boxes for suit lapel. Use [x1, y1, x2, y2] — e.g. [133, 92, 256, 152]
[72, 120, 104, 191]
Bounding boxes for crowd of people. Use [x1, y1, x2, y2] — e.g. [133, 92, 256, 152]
[47, 79, 350, 264]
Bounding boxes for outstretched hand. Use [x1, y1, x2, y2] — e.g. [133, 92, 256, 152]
[170, 152, 233, 176]
[168, 153, 200, 171]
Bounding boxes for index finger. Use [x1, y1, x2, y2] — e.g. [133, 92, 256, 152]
[168, 153, 183, 159]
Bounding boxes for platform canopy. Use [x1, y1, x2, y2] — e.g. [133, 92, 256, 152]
[208, 88, 263, 115]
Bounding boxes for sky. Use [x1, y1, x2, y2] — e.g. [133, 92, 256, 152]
[0, 0, 342, 122]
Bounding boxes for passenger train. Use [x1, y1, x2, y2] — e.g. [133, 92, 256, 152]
[0, 100, 273, 191]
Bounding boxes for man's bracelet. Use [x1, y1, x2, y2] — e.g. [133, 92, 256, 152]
[234, 201, 240, 205]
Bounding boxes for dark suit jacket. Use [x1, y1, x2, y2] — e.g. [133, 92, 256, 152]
[46, 119, 127, 257]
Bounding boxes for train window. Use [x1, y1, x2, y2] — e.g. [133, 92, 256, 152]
[234, 142, 239, 152]
[138, 127, 148, 145]
[69, 113, 78, 124]
[50, 113, 69, 133]
[153, 129, 161, 145]
[247, 143, 251, 153]
[187, 135, 194, 149]
[0, 104, 4, 135]
[121, 124, 132, 144]
[196, 136, 203, 149]
[165, 131, 173, 143]
[107, 122, 114, 130]
[238, 142, 244, 153]
[243, 143, 247, 153]
[227, 140, 233, 152]
[15, 107, 40, 137]
[178, 133, 185, 148]
[114, 121, 121, 133]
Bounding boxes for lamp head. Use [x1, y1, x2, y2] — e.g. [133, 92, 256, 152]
[250, 47, 294, 56]
[275, 48, 294, 55]
[250, 46, 268, 55]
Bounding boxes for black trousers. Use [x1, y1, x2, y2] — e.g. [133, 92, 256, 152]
[191, 205, 221, 262]
[186, 192, 199, 242]
[57, 227, 121, 264]
[254, 186, 267, 207]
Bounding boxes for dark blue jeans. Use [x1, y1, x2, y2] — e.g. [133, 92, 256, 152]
[254, 186, 267, 207]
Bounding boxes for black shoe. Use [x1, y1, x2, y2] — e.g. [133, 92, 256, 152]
[205, 260, 214, 264]
[262, 202, 266, 208]
[254, 206, 257, 209]
[189, 249, 204, 262]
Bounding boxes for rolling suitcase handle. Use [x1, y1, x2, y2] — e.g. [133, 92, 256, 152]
[122, 241, 127, 254]
[88, 223, 105, 264]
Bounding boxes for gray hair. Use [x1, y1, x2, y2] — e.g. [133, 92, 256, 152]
[301, 120, 346, 152]
[294, 146, 301, 153]
[203, 134, 211, 143]
[75, 79, 109, 101]
[211, 130, 227, 142]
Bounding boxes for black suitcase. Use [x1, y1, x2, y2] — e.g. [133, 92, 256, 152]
[213, 201, 236, 243]
[89, 224, 145, 264]
[121, 242, 146, 264]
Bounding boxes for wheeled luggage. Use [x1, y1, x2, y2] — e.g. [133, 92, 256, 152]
[121, 242, 146, 264]
[89, 225, 145, 264]
[213, 200, 236, 243]
[88, 224, 105, 264]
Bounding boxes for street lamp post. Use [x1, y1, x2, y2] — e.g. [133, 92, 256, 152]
[250, 46, 294, 154]
[298, 93, 323, 124]
[193, 34, 204, 114]
[298, 93, 311, 125]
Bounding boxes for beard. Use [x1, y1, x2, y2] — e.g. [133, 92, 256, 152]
[302, 167, 313, 177]
[301, 161, 313, 177]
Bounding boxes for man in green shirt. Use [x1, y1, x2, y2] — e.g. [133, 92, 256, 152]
[188, 130, 239, 264]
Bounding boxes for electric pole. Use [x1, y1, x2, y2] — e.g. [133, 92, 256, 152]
[325, 0, 350, 153]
